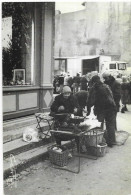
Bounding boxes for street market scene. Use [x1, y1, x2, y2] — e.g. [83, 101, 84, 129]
[2, 1, 131, 195]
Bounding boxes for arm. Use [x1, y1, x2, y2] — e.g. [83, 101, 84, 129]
[86, 87, 95, 115]
[50, 95, 60, 113]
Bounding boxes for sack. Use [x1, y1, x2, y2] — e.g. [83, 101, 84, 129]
[23, 127, 39, 143]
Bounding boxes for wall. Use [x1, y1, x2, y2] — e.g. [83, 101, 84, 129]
[55, 2, 131, 66]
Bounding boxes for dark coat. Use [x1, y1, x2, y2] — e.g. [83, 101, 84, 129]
[104, 76, 121, 112]
[50, 93, 80, 115]
[80, 77, 88, 91]
[74, 90, 88, 109]
[87, 81, 116, 122]
[121, 82, 130, 104]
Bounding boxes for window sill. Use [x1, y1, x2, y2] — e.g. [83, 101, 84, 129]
[3, 85, 40, 92]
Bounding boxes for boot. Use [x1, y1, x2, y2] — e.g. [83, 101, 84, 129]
[124, 105, 128, 111]
[121, 107, 125, 113]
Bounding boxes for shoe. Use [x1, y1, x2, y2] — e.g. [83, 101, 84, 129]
[107, 143, 113, 148]
[124, 106, 128, 111]
[121, 109, 125, 113]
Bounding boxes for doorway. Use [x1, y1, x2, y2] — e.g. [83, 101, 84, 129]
[82, 57, 99, 75]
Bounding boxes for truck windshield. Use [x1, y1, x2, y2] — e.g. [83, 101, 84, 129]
[118, 63, 126, 70]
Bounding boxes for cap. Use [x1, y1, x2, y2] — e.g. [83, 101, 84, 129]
[62, 86, 71, 93]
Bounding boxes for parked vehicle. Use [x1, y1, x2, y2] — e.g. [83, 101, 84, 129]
[54, 55, 129, 78]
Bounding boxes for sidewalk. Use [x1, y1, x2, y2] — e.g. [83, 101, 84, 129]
[4, 105, 131, 195]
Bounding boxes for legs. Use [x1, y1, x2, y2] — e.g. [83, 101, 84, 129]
[105, 110, 116, 147]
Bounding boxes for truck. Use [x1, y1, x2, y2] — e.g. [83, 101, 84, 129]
[54, 55, 128, 77]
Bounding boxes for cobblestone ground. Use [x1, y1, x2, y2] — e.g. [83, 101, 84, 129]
[4, 105, 131, 195]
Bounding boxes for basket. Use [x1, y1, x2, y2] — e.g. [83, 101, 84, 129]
[48, 146, 69, 167]
[87, 143, 107, 157]
[84, 128, 104, 147]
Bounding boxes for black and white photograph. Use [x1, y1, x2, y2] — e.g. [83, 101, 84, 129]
[1, 1, 131, 195]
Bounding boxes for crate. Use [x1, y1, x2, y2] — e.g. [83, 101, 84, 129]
[87, 143, 107, 157]
[84, 129, 104, 147]
[48, 146, 69, 167]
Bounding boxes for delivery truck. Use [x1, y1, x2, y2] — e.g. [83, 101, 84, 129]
[54, 55, 128, 77]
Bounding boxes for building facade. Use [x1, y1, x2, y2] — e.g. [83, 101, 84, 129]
[55, 2, 131, 66]
[2, 2, 55, 120]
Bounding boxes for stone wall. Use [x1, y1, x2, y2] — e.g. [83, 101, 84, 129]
[55, 2, 131, 66]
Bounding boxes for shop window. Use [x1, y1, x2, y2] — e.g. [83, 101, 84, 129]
[2, 2, 34, 86]
[54, 59, 67, 75]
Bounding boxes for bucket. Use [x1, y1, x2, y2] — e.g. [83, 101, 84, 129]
[87, 142, 107, 157]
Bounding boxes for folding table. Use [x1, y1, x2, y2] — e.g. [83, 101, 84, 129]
[35, 113, 54, 138]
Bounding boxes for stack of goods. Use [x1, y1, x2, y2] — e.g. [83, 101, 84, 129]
[48, 145, 69, 167]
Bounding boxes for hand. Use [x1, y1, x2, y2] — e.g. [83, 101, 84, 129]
[58, 106, 65, 111]
[86, 108, 91, 116]
[74, 108, 78, 113]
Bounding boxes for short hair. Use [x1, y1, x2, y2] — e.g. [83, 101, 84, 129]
[91, 75, 100, 83]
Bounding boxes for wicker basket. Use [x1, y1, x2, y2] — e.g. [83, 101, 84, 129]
[84, 129, 104, 147]
[48, 146, 69, 167]
[87, 143, 107, 157]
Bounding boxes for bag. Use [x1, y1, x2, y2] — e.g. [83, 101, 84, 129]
[23, 127, 40, 143]
[115, 130, 129, 145]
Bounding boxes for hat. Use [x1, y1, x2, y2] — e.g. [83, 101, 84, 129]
[62, 86, 71, 93]
[91, 75, 100, 83]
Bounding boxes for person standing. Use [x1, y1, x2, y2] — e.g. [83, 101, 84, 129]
[72, 73, 81, 93]
[80, 75, 88, 91]
[102, 72, 121, 131]
[67, 74, 73, 91]
[121, 76, 130, 113]
[102, 72, 121, 112]
[87, 75, 117, 147]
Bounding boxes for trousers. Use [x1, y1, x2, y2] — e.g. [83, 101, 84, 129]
[97, 109, 116, 145]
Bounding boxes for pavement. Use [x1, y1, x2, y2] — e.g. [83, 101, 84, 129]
[3, 105, 131, 195]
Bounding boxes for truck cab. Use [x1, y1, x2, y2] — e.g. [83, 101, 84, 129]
[101, 61, 128, 76]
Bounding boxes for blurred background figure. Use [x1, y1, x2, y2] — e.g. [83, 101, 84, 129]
[66, 73, 73, 92]
[80, 75, 88, 91]
[72, 73, 81, 93]
[53, 75, 60, 94]
[59, 73, 64, 93]
[121, 76, 130, 113]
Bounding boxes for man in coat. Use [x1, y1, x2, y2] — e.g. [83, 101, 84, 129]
[102, 72, 121, 112]
[87, 75, 117, 147]
[102, 72, 121, 131]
